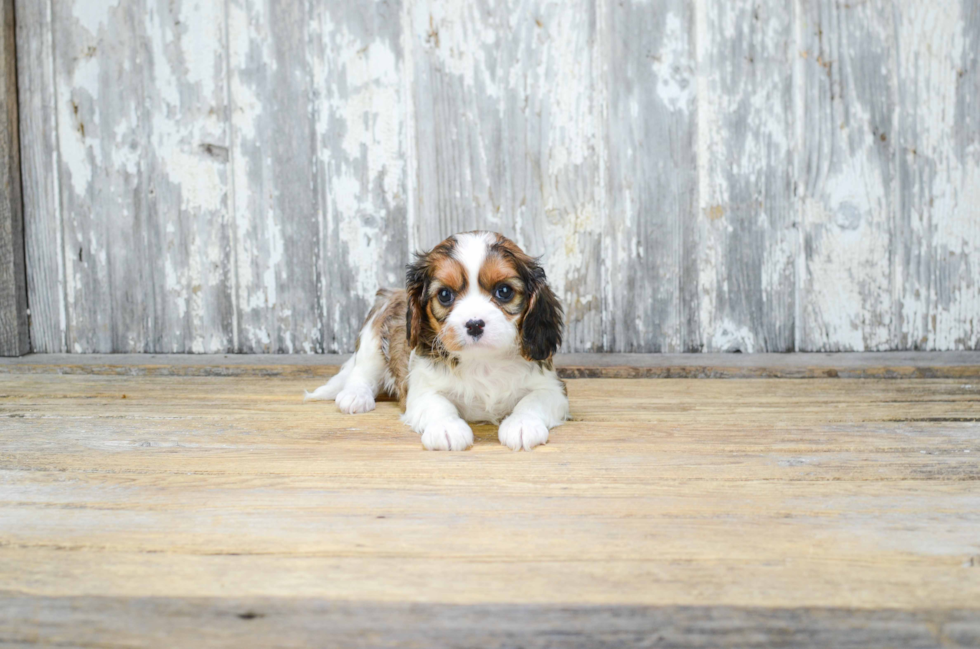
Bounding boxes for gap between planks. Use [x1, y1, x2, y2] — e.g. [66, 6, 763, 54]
[0, 351, 979, 379]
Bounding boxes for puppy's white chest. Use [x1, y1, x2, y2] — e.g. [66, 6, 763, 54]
[453, 362, 532, 423]
[423, 357, 535, 424]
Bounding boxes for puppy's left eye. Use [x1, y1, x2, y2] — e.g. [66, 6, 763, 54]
[436, 287, 455, 306]
[493, 284, 514, 302]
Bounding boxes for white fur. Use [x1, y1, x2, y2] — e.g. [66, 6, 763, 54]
[402, 349, 568, 451]
[303, 355, 354, 402]
[306, 233, 569, 451]
[306, 315, 384, 414]
[418, 406, 474, 451]
[498, 415, 550, 452]
[497, 387, 569, 451]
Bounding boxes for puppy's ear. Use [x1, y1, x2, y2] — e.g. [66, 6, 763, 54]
[520, 264, 563, 361]
[405, 254, 428, 348]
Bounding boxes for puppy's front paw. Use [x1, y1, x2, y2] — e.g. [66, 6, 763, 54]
[335, 387, 376, 414]
[421, 418, 474, 451]
[498, 415, 549, 451]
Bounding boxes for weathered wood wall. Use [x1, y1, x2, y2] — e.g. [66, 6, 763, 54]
[15, 0, 980, 354]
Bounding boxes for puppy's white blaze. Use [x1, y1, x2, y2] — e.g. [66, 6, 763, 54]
[452, 231, 494, 286]
[447, 231, 515, 352]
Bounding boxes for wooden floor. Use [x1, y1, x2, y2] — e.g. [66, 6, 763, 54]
[2, 366, 980, 647]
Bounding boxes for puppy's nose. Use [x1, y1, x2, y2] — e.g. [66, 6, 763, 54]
[465, 319, 485, 338]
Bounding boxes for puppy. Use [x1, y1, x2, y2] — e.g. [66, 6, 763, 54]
[306, 231, 569, 451]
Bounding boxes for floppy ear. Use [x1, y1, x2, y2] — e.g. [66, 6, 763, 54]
[405, 254, 428, 348]
[520, 265, 564, 361]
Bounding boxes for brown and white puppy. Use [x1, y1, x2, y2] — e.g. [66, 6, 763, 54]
[306, 231, 569, 451]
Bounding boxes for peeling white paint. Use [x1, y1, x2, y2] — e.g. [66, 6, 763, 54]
[653, 13, 693, 111]
[893, 0, 980, 350]
[71, 0, 120, 37]
[416, 0, 499, 95]
[58, 57, 102, 198]
[711, 318, 757, 353]
[25, 0, 980, 353]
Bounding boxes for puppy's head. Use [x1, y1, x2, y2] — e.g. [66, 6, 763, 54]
[406, 232, 563, 361]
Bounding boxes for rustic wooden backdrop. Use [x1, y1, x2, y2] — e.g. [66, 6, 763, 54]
[13, 0, 980, 354]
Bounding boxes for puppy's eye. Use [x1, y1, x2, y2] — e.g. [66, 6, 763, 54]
[436, 287, 455, 306]
[493, 284, 514, 302]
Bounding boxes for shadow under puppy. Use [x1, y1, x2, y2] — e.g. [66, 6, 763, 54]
[306, 231, 569, 451]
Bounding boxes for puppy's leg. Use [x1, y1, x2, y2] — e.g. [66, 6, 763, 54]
[304, 355, 354, 402]
[403, 392, 473, 451]
[305, 316, 386, 414]
[498, 381, 569, 451]
[334, 319, 386, 414]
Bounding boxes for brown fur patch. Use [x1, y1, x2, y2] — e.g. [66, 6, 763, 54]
[478, 252, 526, 318]
[487, 234, 563, 361]
[407, 236, 463, 357]
[477, 254, 517, 292]
[365, 289, 410, 402]
[429, 256, 467, 294]
[492, 233, 538, 267]
[438, 322, 463, 352]
[407, 236, 472, 361]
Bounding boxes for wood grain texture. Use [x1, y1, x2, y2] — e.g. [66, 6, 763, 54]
[49, 0, 235, 353]
[14, 0, 64, 353]
[229, 0, 319, 353]
[603, 0, 697, 352]
[0, 0, 28, 357]
[14, 0, 980, 353]
[3, 598, 979, 649]
[0, 372, 978, 644]
[797, 0, 896, 351]
[696, 0, 795, 352]
[797, 1, 980, 352]
[891, 0, 980, 351]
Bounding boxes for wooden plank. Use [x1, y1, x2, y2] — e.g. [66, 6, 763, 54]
[139, 0, 236, 354]
[409, 0, 603, 351]
[0, 0, 28, 356]
[50, 0, 234, 353]
[603, 0, 698, 352]
[695, 0, 795, 352]
[0, 374, 979, 648]
[14, 0, 65, 353]
[307, 0, 408, 353]
[892, 0, 980, 351]
[1, 597, 977, 649]
[227, 0, 319, 353]
[797, 0, 896, 351]
[2, 351, 980, 379]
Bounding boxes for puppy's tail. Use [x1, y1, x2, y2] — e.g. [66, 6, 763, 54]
[304, 356, 355, 402]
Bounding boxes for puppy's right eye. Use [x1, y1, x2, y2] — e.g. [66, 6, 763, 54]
[436, 288, 454, 306]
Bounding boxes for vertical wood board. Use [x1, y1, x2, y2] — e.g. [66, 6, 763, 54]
[15, 0, 65, 353]
[603, 0, 698, 352]
[0, 0, 28, 356]
[49, 0, 234, 352]
[696, 0, 796, 352]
